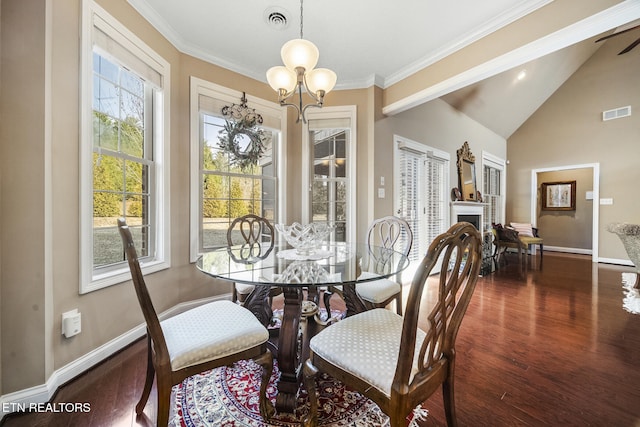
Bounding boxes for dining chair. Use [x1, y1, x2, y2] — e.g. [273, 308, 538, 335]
[117, 218, 274, 426]
[303, 221, 482, 427]
[323, 216, 412, 316]
[356, 216, 413, 315]
[226, 214, 277, 304]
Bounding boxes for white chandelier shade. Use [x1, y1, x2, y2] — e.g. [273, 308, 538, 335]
[265, 1, 337, 123]
[305, 68, 337, 96]
[281, 38, 319, 73]
[266, 66, 297, 93]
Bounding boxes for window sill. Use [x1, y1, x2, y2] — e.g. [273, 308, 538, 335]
[81, 259, 170, 294]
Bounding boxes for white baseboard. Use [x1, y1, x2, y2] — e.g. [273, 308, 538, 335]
[0, 294, 228, 418]
[543, 245, 593, 255]
[598, 257, 634, 266]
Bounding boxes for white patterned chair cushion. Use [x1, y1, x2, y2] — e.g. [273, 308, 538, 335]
[234, 282, 255, 296]
[355, 272, 401, 303]
[309, 308, 426, 397]
[161, 300, 268, 371]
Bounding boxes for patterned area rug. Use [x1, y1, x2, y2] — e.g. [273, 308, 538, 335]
[622, 272, 640, 314]
[169, 309, 429, 426]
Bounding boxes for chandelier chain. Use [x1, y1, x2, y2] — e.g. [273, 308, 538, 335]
[299, 0, 304, 39]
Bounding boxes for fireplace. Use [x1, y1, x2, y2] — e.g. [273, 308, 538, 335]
[458, 214, 481, 230]
[450, 201, 485, 232]
[450, 201, 493, 276]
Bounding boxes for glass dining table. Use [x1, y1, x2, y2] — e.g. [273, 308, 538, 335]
[196, 241, 409, 413]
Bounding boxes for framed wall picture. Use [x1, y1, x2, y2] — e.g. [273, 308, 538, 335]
[541, 180, 576, 211]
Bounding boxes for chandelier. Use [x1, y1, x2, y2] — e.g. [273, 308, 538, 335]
[266, 0, 336, 124]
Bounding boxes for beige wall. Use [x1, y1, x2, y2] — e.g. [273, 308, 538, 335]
[0, 0, 47, 394]
[536, 168, 594, 250]
[507, 29, 640, 261]
[374, 98, 507, 220]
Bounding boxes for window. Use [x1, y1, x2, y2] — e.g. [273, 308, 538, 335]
[190, 78, 286, 261]
[481, 152, 506, 229]
[80, 0, 170, 293]
[394, 136, 450, 263]
[302, 107, 357, 243]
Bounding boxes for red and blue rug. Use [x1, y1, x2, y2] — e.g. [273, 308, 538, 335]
[170, 358, 429, 427]
[169, 307, 428, 426]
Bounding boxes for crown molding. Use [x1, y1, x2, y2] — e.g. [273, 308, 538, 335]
[382, 0, 553, 88]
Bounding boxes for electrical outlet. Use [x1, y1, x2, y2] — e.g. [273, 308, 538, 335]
[62, 309, 81, 338]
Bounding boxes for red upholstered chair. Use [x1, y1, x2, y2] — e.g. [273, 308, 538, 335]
[303, 222, 482, 427]
[118, 218, 274, 426]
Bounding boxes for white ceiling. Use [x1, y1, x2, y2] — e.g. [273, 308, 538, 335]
[127, 0, 552, 89]
[127, 0, 640, 138]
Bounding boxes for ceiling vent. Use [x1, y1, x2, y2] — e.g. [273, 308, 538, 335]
[264, 7, 289, 31]
[602, 106, 631, 121]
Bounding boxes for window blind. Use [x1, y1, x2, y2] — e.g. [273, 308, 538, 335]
[425, 154, 446, 247]
[397, 147, 423, 262]
[483, 165, 502, 228]
[93, 17, 163, 88]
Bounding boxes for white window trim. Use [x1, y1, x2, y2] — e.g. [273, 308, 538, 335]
[79, 0, 171, 294]
[481, 151, 506, 226]
[301, 106, 357, 244]
[188, 77, 288, 262]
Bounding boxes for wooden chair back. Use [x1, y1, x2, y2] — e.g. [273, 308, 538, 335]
[226, 214, 275, 260]
[394, 221, 481, 423]
[117, 218, 169, 364]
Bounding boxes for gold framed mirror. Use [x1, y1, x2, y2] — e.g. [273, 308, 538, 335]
[456, 141, 477, 201]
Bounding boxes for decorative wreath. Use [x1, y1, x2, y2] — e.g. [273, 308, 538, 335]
[217, 118, 266, 170]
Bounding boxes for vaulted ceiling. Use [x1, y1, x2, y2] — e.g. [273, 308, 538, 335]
[127, 0, 640, 138]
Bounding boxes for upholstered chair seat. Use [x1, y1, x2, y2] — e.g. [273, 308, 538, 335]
[162, 300, 269, 371]
[309, 308, 426, 396]
[354, 272, 402, 306]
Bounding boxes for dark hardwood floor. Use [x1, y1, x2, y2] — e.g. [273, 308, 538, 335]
[3, 252, 639, 426]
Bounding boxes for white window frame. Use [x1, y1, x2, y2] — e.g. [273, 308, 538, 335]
[481, 151, 506, 228]
[189, 77, 287, 262]
[79, 0, 171, 293]
[301, 106, 357, 243]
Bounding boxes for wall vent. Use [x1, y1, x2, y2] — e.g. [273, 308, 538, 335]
[602, 106, 631, 121]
